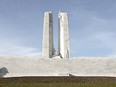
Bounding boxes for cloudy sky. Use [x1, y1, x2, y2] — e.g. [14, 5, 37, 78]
[0, 0, 116, 57]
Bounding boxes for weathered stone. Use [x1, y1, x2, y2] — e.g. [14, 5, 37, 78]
[42, 11, 70, 58]
[42, 12, 54, 58]
[0, 57, 116, 77]
[58, 12, 70, 58]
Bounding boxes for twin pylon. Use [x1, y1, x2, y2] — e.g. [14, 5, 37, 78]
[42, 11, 70, 58]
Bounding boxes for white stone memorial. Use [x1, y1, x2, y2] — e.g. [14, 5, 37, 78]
[0, 11, 116, 77]
[42, 11, 70, 58]
[58, 12, 70, 58]
[42, 12, 54, 58]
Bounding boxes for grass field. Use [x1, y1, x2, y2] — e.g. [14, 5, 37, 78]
[0, 76, 116, 87]
[1, 83, 116, 87]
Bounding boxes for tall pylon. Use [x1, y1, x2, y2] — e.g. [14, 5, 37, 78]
[58, 11, 70, 58]
[42, 11, 70, 58]
[42, 12, 54, 58]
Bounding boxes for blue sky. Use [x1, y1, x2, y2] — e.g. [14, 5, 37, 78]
[0, 0, 116, 57]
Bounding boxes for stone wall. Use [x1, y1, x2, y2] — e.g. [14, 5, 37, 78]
[0, 56, 116, 77]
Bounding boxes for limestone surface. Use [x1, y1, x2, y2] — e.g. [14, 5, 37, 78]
[58, 12, 70, 58]
[42, 12, 54, 58]
[0, 56, 116, 77]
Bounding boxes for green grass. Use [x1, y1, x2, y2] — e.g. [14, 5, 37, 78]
[1, 83, 116, 87]
[1, 77, 116, 87]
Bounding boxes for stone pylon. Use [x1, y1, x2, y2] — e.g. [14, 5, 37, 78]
[58, 12, 70, 58]
[42, 12, 54, 58]
[42, 11, 70, 58]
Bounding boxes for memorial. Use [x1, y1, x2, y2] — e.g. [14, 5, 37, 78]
[42, 11, 70, 58]
[0, 12, 116, 77]
[42, 12, 54, 58]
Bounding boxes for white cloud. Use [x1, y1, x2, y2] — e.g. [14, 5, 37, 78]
[0, 17, 42, 56]
[0, 38, 41, 56]
[72, 14, 116, 57]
